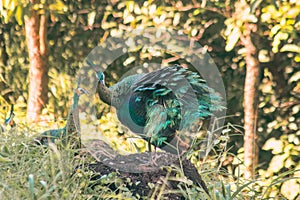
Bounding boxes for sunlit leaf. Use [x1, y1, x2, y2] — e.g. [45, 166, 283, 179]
[49, 0, 67, 13]
[225, 26, 240, 52]
[281, 179, 299, 199]
[123, 56, 136, 66]
[263, 137, 283, 154]
[250, 0, 263, 13]
[14, 5, 22, 25]
[193, 9, 201, 16]
[126, 1, 134, 12]
[173, 12, 180, 26]
[270, 24, 281, 37]
[88, 11, 96, 27]
[268, 154, 287, 173]
[280, 44, 300, 53]
[134, 4, 141, 14]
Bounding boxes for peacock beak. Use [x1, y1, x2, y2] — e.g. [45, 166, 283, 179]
[79, 88, 89, 95]
[82, 89, 89, 94]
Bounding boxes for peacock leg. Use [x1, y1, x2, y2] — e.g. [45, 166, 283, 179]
[147, 137, 161, 166]
[148, 138, 152, 152]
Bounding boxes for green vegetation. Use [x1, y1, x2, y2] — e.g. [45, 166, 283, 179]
[0, 128, 263, 199]
[0, 0, 299, 199]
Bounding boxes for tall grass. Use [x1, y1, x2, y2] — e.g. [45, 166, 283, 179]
[1, 124, 296, 199]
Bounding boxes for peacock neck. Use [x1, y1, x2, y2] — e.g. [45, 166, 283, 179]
[72, 93, 79, 110]
[97, 83, 113, 106]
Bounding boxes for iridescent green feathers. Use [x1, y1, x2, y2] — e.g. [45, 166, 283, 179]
[95, 64, 226, 151]
[130, 66, 224, 129]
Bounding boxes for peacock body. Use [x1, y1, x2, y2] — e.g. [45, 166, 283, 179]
[95, 64, 225, 153]
[37, 87, 88, 145]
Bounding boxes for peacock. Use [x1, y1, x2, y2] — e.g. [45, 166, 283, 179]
[1, 104, 16, 133]
[5, 104, 16, 127]
[36, 86, 88, 145]
[93, 63, 225, 155]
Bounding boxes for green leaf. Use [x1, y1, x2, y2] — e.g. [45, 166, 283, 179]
[193, 8, 201, 16]
[0, 155, 12, 162]
[0, 145, 10, 157]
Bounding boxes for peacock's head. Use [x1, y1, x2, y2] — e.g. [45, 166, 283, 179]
[86, 60, 105, 85]
[96, 71, 105, 85]
[75, 87, 89, 96]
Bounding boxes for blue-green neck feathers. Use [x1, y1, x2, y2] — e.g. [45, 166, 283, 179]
[72, 93, 80, 110]
[96, 71, 144, 107]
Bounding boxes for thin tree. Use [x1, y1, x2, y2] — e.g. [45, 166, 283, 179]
[25, 0, 49, 121]
[240, 22, 260, 179]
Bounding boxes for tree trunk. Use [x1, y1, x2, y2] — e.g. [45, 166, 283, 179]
[25, 1, 49, 122]
[242, 23, 260, 179]
[0, 25, 9, 66]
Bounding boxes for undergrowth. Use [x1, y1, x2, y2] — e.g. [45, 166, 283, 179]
[0, 124, 297, 199]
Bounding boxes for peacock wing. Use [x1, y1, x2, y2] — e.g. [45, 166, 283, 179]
[116, 88, 151, 134]
[109, 74, 145, 108]
[131, 65, 225, 129]
[131, 65, 199, 129]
